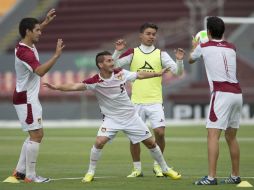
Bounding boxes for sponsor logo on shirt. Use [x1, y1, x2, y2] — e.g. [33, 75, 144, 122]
[138, 61, 154, 72]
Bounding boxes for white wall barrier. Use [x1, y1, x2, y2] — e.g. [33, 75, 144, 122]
[0, 119, 253, 128]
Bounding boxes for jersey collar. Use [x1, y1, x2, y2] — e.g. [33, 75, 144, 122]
[139, 44, 155, 53]
[99, 72, 114, 81]
[211, 39, 224, 42]
[18, 42, 35, 50]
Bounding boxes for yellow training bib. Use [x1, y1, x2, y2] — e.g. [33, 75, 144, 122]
[130, 47, 162, 104]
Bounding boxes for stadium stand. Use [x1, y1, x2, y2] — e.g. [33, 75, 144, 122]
[36, 0, 189, 51]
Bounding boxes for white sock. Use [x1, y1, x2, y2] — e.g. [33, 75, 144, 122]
[133, 161, 141, 171]
[153, 160, 159, 166]
[231, 174, 239, 179]
[149, 145, 170, 172]
[87, 146, 102, 174]
[26, 140, 40, 179]
[16, 137, 29, 174]
[208, 175, 214, 180]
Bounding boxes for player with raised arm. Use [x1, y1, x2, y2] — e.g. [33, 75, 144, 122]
[43, 51, 181, 183]
[112, 23, 184, 178]
[3, 9, 65, 183]
[189, 16, 242, 185]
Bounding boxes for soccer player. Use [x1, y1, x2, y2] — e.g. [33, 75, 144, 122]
[112, 23, 184, 178]
[189, 16, 242, 185]
[4, 9, 65, 183]
[43, 51, 181, 183]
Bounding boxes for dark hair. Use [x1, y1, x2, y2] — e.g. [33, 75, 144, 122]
[139, 22, 158, 33]
[19, 18, 39, 38]
[206, 16, 225, 39]
[95, 51, 112, 69]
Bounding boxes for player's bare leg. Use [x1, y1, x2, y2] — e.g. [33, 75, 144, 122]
[29, 128, 44, 143]
[225, 127, 240, 176]
[82, 136, 110, 183]
[220, 127, 241, 184]
[130, 142, 141, 162]
[153, 127, 165, 176]
[153, 127, 165, 153]
[127, 142, 143, 177]
[207, 128, 221, 178]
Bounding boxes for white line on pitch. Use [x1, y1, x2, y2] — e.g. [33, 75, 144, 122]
[50, 176, 117, 181]
[50, 176, 254, 181]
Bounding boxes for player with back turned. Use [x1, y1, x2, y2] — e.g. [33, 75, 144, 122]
[189, 16, 242, 185]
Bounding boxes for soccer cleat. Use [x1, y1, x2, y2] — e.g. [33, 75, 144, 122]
[127, 168, 143, 178]
[163, 168, 181, 180]
[194, 176, 217, 185]
[82, 173, 94, 183]
[153, 164, 164, 177]
[221, 175, 241, 184]
[24, 176, 50, 183]
[12, 170, 26, 180]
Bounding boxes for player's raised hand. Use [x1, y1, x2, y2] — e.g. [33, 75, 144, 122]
[55, 39, 65, 58]
[191, 35, 199, 49]
[44, 8, 56, 24]
[43, 83, 58, 90]
[40, 8, 56, 30]
[174, 48, 185, 60]
[115, 39, 126, 51]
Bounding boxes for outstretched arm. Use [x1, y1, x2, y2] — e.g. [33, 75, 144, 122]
[40, 8, 56, 30]
[137, 67, 168, 79]
[43, 82, 87, 91]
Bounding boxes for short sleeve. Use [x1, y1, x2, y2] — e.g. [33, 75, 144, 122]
[190, 45, 202, 61]
[122, 69, 137, 82]
[82, 74, 100, 90]
[16, 47, 40, 72]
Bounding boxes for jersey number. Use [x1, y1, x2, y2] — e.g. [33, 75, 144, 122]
[120, 83, 125, 93]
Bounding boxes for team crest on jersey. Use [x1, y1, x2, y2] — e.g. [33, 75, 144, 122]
[38, 118, 42, 124]
[115, 71, 124, 80]
[101, 127, 107, 132]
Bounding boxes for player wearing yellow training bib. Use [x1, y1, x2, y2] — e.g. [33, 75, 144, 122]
[130, 48, 163, 104]
[113, 23, 185, 178]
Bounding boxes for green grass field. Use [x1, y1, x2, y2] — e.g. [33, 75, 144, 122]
[0, 125, 253, 190]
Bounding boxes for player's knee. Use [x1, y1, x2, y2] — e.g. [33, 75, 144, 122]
[155, 131, 165, 140]
[225, 133, 236, 143]
[95, 139, 106, 149]
[29, 130, 44, 142]
[142, 138, 156, 149]
[154, 128, 165, 138]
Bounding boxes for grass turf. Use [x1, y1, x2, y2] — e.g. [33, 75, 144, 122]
[0, 125, 253, 190]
